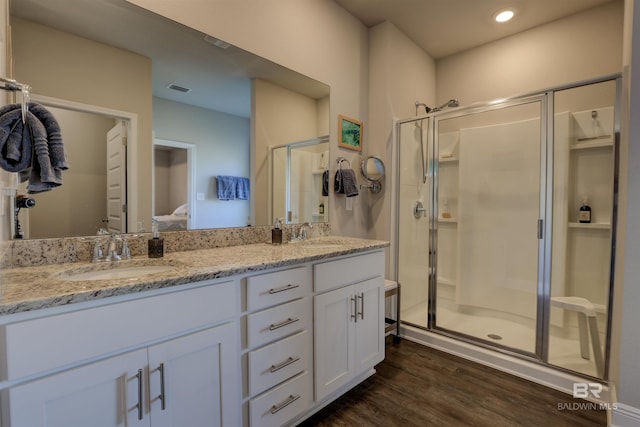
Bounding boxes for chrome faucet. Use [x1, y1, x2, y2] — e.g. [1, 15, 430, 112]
[107, 233, 122, 261]
[298, 222, 313, 240]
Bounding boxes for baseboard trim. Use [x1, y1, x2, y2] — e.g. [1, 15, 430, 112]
[612, 403, 640, 426]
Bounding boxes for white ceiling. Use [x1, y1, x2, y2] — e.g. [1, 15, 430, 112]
[334, 0, 616, 59]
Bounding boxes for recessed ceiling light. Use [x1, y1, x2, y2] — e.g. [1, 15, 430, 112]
[495, 10, 515, 23]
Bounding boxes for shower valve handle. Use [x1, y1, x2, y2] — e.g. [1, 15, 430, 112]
[414, 201, 426, 218]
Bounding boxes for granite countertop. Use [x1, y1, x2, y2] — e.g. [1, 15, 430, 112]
[0, 236, 388, 316]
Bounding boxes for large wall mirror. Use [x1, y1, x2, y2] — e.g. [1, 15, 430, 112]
[9, 0, 330, 239]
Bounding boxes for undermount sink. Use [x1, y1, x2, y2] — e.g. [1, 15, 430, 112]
[56, 265, 176, 282]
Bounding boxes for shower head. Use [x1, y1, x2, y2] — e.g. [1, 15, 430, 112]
[415, 99, 459, 114]
[415, 101, 429, 115]
[431, 99, 460, 112]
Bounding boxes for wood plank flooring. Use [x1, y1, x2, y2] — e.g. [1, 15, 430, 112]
[299, 337, 607, 427]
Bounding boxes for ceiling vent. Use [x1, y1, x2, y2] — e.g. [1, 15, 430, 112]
[204, 34, 231, 49]
[166, 83, 191, 93]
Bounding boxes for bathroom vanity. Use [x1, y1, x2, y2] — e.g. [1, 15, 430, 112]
[0, 236, 387, 427]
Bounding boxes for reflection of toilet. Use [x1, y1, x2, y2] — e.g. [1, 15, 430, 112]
[551, 296, 604, 377]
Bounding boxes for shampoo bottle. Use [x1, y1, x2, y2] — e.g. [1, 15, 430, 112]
[579, 197, 592, 223]
[148, 218, 164, 257]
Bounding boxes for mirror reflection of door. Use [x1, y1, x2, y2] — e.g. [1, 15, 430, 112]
[18, 105, 124, 239]
[106, 121, 127, 233]
[153, 139, 194, 232]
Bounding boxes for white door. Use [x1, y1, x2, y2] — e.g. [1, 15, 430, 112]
[106, 121, 127, 233]
[354, 277, 385, 373]
[7, 349, 149, 427]
[314, 285, 356, 401]
[147, 323, 239, 427]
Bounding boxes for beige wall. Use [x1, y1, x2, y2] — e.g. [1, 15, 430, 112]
[367, 21, 437, 277]
[11, 18, 154, 230]
[436, 1, 623, 106]
[252, 78, 325, 226]
[126, 0, 370, 237]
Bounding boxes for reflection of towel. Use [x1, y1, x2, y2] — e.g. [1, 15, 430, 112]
[334, 168, 359, 197]
[217, 176, 237, 200]
[0, 103, 68, 193]
[322, 170, 329, 196]
[216, 176, 250, 200]
[236, 177, 250, 200]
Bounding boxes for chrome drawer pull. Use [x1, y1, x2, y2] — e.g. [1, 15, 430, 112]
[351, 296, 357, 323]
[270, 394, 301, 414]
[270, 356, 300, 373]
[269, 317, 300, 331]
[156, 363, 166, 411]
[268, 283, 300, 294]
[358, 292, 365, 320]
[135, 368, 143, 420]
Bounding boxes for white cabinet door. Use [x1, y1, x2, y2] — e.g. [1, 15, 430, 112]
[148, 323, 239, 427]
[354, 277, 385, 373]
[314, 285, 355, 401]
[7, 349, 150, 427]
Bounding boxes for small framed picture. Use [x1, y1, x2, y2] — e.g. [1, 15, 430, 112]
[338, 115, 363, 152]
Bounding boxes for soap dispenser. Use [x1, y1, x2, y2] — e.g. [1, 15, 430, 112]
[148, 218, 164, 258]
[272, 218, 283, 245]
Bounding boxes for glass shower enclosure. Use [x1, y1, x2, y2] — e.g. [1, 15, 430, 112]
[395, 76, 619, 379]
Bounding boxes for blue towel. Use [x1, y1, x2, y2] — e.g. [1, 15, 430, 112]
[217, 176, 237, 200]
[236, 177, 249, 200]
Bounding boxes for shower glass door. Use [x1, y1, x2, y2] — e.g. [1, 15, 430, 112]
[432, 99, 546, 355]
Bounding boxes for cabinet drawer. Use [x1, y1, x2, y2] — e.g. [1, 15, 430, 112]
[248, 330, 310, 396]
[249, 371, 311, 427]
[314, 250, 384, 293]
[247, 298, 311, 349]
[2, 280, 238, 380]
[247, 266, 311, 311]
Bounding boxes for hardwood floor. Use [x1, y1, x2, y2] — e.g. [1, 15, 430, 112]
[299, 337, 607, 427]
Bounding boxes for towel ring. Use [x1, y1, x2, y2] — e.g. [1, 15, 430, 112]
[336, 157, 351, 169]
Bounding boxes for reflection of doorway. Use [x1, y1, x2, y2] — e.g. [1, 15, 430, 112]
[18, 95, 137, 238]
[153, 139, 195, 230]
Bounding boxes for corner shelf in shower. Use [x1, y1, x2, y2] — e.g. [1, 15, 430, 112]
[567, 222, 611, 230]
[438, 218, 457, 224]
[569, 139, 613, 151]
[438, 156, 459, 163]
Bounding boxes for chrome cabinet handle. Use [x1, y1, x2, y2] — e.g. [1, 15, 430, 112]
[358, 292, 364, 320]
[270, 394, 301, 414]
[156, 363, 166, 411]
[270, 356, 300, 373]
[135, 368, 143, 420]
[269, 317, 300, 331]
[351, 296, 357, 323]
[268, 284, 300, 294]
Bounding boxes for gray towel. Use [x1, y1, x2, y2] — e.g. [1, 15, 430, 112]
[0, 103, 68, 193]
[0, 108, 31, 173]
[334, 168, 359, 197]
